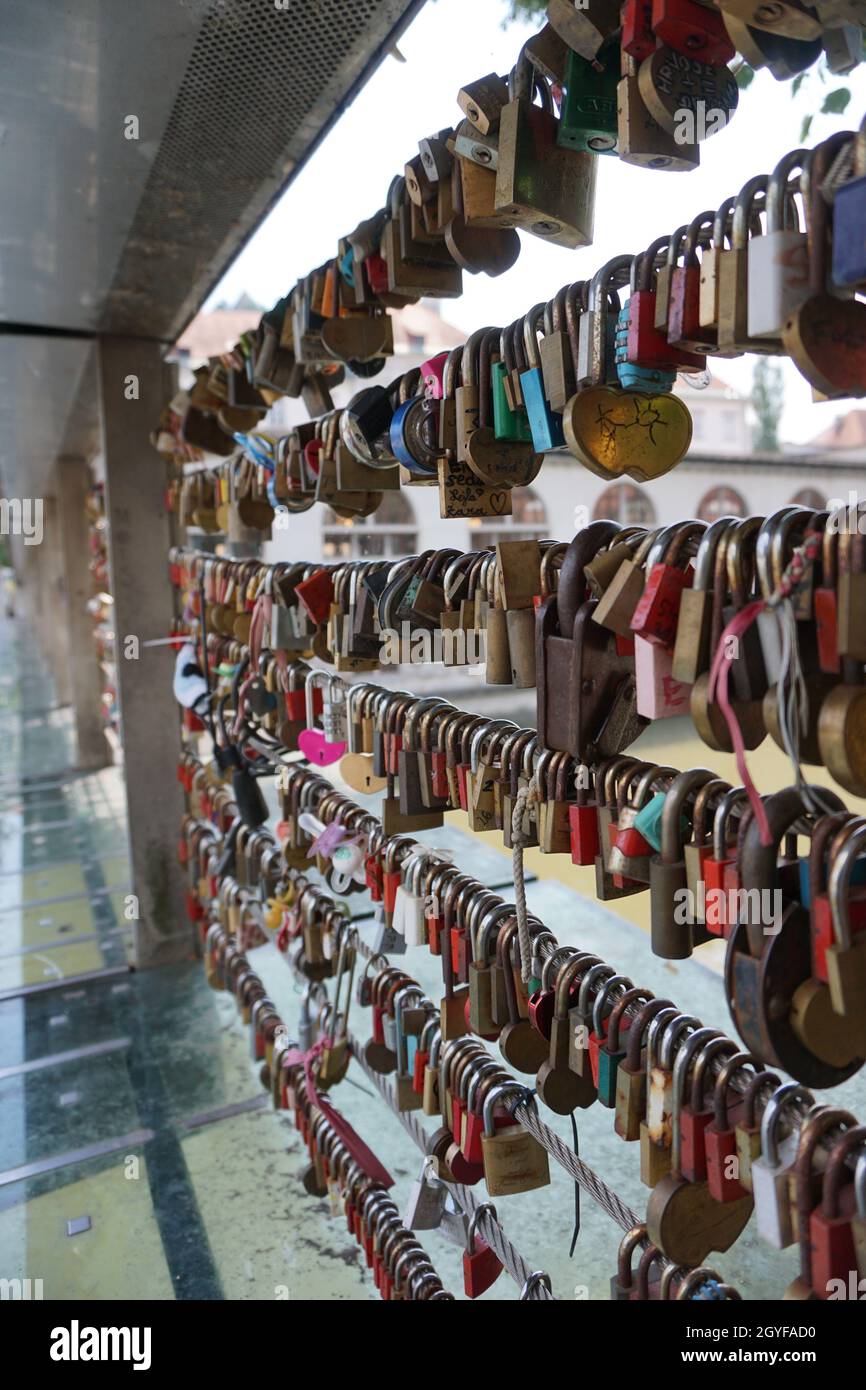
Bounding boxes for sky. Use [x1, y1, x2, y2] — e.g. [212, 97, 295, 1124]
[207, 0, 866, 447]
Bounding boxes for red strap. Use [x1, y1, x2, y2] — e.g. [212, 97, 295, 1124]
[284, 1040, 394, 1189]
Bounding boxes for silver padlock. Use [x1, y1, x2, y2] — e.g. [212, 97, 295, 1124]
[371, 904, 407, 957]
[577, 254, 630, 388]
[322, 675, 348, 744]
[747, 147, 810, 341]
[403, 1157, 448, 1231]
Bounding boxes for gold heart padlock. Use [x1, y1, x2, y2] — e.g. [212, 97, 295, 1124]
[320, 312, 394, 364]
[563, 387, 692, 483]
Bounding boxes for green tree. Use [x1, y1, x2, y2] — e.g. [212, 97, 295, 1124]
[751, 357, 785, 453]
[503, 0, 547, 20]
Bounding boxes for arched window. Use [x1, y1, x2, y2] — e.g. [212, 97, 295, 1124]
[472, 487, 549, 550]
[791, 488, 826, 510]
[593, 484, 656, 527]
[697, 485, 747, 522]
[322, 490, 417, 560]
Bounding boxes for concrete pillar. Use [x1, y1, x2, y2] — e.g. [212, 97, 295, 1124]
[13, 531, 44, 635]
[98, 337, 189, 968]
[56, 456, 111, 770]
[40, 494, 73, 707]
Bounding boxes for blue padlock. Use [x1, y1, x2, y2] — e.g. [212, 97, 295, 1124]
[831, 118, 866, 289]
[615, 303, 677, 393]
[389, 383, 440, 480]
[521, 305, 564, 450]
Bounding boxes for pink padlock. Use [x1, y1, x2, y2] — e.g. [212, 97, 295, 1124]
[301, 671, 347, 765]
[420, 351, 449, 400]
[634, 635, 692, 720]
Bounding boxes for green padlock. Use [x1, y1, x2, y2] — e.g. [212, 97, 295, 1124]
[492, 321, 533, 443]
[597, 986, 652, 1108]
[595, 978, 644, 1107]
[558, 43, 619, 157]
[632, 791, 669, 853]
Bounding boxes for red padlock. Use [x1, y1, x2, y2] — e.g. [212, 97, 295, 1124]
[383, 871, 401, 915]
[680, 1036, 736, 1183]
[365, 852, 384, 901]
[808, 1124, 866, 1298]
[666, 212, 718, 354]
[651, 0, 734, 65]
[622, 0, 655, 61]
[630, 524, 701, 649]
[463, 1204, 504, 1299]
[569, 775, 600, 865]
[303, 438, 322, 478]
[626, 235, 707, 371]
[814, 526, 841, 675]
[703, 790, 746, 937]
[809, 815, 866, 980]
[705, 1053, 757, 1203]
[431, 748, 450, 800]
[451, 926, 469, 981]
[364, 252, 389, 296]
[185, 891, 204, 923]
[295, 568, 333, 627]
[286, 681, 322, 723]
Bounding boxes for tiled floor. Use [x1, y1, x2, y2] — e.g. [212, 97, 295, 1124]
[4, 610, 866, 1301]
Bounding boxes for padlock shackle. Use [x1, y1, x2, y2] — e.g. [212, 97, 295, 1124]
[829, 819, 866, 949]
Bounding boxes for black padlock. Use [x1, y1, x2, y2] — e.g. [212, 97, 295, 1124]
[340, 386, 395, 463]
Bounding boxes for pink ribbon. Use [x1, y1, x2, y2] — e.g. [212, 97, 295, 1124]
[708, 600, 772, 846]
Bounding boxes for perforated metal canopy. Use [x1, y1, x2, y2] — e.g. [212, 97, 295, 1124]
[0, 0, 425, 495]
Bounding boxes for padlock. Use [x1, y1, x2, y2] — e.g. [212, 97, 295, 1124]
[597, 986, 647, 1107]
[521, 305, 565, 449]
[646, 1025, 753, 1266]
[747, 146, 810, 340]
[680, 1035, 736, 1183]
[751, 1082, 814, 1248]
[625, 236, 707, 372]
[463, 1202, 504, 1298]
[569, 767, 601, 865]
[832, 116, 866, 289]
[640, 1008, 682, 1187]
[557, 41, 619, 155]
[809, 1125, 866, 1297]
[495, 51, 597, 247]
[650, 768, 715, 958]
[670, 517, 739, 683]
[631, 520, 703, 650]
[783, 132, 866, 398]
[618, 55, 700, 172]
[480, 1084, 550, 1196]
[610, 1224, 648, 1300]
[652, 0, 735, 63]
[666, 209, 720, 354]
[825, 823, 866, 1018]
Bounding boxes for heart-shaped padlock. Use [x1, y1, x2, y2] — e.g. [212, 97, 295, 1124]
[564, 387, 692, 482]
[298, 728, 346, 766]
